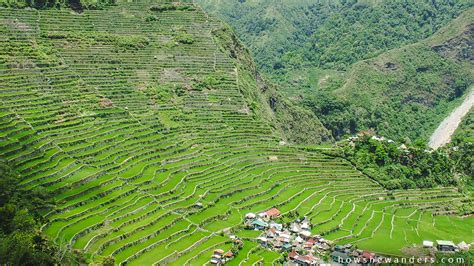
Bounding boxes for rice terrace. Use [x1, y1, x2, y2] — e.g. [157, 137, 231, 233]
[0, 0, 473, 265]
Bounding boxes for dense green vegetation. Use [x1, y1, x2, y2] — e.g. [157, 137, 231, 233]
[0, 1, 472, 264]
[198, 0, 472, 72]
[330, 110, 472, 198]
[150, 3, 195, 12]
[302, 45, 473, 140]
[436, 250, 474, 265]
[44, 31, 150, 49]
[333, 135, 457, 190]
[0, 161, 57, 265]
[449, 111, 473, 192]
[452, 111, 474, 147]
[198, 0, 474, 143]
[312, 10, 474, 141]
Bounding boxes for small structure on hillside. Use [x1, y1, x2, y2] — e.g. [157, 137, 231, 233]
[224, 251, 234, 260]
[423, 240, 434, 248]
[399, 144, 408, 150]
[300, 219, 310, 230]
[210, 248, 235, 265]
[252, 219, 268, 230]
[293, 254, 319, 265]
[259, 207, 280, 219]
[304, 239, 316, 250]
[269, 221, 283, 231]
[257, 236, 268, 247]
[300, 230, 312, 239]
[214, 249, 224, 255]
[362, 250, 375, 261]
[371, 135, 386, 141]
[436, 240, 457, 252]
[268, 156, 278, 162]
[288, 251, 319, 266]
[457, 241, 470, 251]
[209, 257, 220, 264]
[290, 223, 301, 233]
[210, 249, 225, 264]
[245, 212, 256, 219]
[332, 251, 350, 263]
[288, 251, 298, 260]
[282, 243, 292, 251]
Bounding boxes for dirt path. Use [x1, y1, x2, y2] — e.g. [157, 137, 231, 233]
[428, 88, 474, 149]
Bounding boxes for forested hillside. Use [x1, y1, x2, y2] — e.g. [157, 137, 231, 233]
[0, 161, 59, 265]
[300, 9, 473, 141]
[198, 0, 472, 72]
[198, 0, 474, 143]
[449, 110, 474, 192]
[308, 10, 473, 141]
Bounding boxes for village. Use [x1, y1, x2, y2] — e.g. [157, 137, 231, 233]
[212, 207, 472, 266]
[243, 207, 377, 265]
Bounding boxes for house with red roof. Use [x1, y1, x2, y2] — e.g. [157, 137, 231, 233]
[304, 239, 316, 249]
[362, 250, 375, 261]
[265, 207, 281, 218]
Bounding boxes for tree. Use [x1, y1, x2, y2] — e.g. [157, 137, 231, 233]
[102, 256, 115, 266]
[0, 161, 58, 265]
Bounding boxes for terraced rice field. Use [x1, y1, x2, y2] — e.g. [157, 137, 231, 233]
[0, 1, 472, 264]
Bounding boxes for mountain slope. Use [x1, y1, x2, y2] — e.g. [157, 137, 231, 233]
[211, 25, 331, 144]
[0, 1, 472, 264]
[309, 8, 473, 141]
[448, 109, 474, 193]
[197, 0, 472, 72]
[198, 0, 474, 143]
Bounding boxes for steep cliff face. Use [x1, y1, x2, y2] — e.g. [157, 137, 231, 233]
[211, 25, 332, 144]
[431, 22, 473, 63]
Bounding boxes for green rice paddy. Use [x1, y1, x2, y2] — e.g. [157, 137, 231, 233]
[0, 0, 472, 264]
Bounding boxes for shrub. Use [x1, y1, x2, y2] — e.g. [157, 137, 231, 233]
[150, 4, 195, 12]
[193, 74, 224, 91]
[145, 15, 159, 22]
[336, 135, 459, 190]
[174, 32, 194, 44]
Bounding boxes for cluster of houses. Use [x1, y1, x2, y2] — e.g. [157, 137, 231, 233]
[245, 208, 334, 265]
[244, 208, 472, 265]
[209, 248, 234, 265]
[423, 240, 471, 252]
[209, 235, 242, 265]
